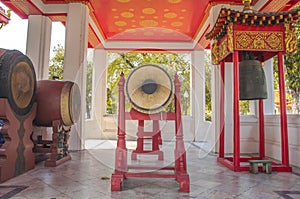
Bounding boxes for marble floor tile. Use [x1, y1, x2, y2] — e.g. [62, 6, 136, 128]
[0, 140, 300, 199]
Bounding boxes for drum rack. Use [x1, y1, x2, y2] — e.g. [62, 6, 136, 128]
[111, 73, 190, 192]
[32, 120, 71, 167]
[0, 99, 36, 182]
[131, 119, 163, 160]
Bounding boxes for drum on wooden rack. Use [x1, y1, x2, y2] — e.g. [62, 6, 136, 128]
[34, 80, 81, 127]
[0, 49, 36, 116]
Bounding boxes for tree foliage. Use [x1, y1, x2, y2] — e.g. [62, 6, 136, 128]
[48, 44, 64, 80]
[106, 52, 191, 114]
[204, 51, 212, 120]
[86, 61, 93, 119]
[273, 7, 300, 114]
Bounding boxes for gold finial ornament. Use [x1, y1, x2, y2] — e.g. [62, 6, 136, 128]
[7, 9, 11, 18]
[0, 8, 11, 29]
[242, 0, 253, 13]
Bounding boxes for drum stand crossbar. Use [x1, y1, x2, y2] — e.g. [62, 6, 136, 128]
[131, 119, 163, 160]
[111, 73, 190, 192]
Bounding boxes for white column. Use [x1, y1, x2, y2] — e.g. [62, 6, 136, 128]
[211, 64, 220, 152]
[262, 59, 275, 114]
[224, 62, 234, 152]
[64, 3, 89, 150]
[191, 50, 209, 141]
[210, 4, 224, 152]
[26, 15, 52, 80]
[84, 49, 108, 139]
[93, 49, 107, 119]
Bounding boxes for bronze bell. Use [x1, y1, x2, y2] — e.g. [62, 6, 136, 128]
[239, 52, 268, 100]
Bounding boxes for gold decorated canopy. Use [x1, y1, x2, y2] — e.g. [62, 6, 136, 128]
[206, 6, 300, 64]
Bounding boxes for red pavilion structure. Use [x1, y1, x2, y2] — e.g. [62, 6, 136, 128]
[206, 1, 300, 172]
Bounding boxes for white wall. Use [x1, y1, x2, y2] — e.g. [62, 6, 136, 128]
[85, 115, 203, 142]
[264, 115, 300, 167]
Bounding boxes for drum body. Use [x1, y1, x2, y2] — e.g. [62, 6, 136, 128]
[35, 80, 81, 127]
[0, 49, 36, 116]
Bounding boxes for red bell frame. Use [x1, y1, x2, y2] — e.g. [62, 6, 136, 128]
[205, 7, 300, 172]
[218, 51, 292, 172]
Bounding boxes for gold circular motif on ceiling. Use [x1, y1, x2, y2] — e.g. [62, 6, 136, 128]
[112, 8, 117, 12]
[171, 21, 183, 27]
[142, 8, 156, 14]
[168, 0, 182, 3]
[181, 9, 187, 12]
[164, 9, 170, 12]
[140, 19, 158, 27]
[162, 29, 173, 33]
[121, 11, 134, 18]
[115, 21, 127, 26]
[117, 0, 131, 3]
[114, 16, 119, 19]
[125, 29, 136, 33]
[144, 31, 154, 36]
[153, 16, 158, 19]
[164, 12, 177, 19]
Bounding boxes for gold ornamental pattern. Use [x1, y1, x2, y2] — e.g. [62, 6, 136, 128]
[219, 36, 231, 62]
[211, 36, 231, 64]
[284, 23, 297, 54]
[234, 31, 284, 51]
[227, 23, 234, 52]
[211, 41, 219, 65]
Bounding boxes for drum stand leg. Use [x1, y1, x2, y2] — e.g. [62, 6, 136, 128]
[111, 72, 127, 191]
[174, 74, 190, 192]
[44, 120, 71, 167]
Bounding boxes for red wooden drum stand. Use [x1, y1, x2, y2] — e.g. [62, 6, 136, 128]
[33, 120, 71, 167]
[131, 119, 163, 160]
[111, 73, 190, 192]
[0, 99, 36, 182]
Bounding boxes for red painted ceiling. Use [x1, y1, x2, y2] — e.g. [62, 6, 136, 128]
[2, 0, 300, 49]
[91, 0, 209, 42]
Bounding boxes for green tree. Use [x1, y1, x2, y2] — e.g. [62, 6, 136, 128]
[239, 100, 250, 115]
[273, 9, 300, 114]
[48, 44, 64, 80]
[106, 52, 191, 114]
[204, 51, 212, 120]
[86, 61, 93, 119]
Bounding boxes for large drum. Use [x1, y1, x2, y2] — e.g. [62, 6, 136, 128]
[125, 64, 173, 114]
[34, 80, 81, 127]
[0, 49, 36, 116]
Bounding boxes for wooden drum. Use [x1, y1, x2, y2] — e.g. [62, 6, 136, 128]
[0, 49, 36, 116]
[34, 80, 81, 127]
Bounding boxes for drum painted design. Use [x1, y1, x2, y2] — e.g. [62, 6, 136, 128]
[0, 49, 36, 116]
